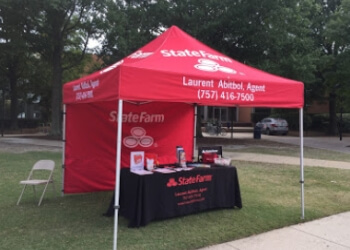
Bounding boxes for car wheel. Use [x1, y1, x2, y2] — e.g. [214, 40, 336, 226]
[266, 128, 270, 135]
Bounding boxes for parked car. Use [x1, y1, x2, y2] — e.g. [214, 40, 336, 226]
[256, 117, 288, 135]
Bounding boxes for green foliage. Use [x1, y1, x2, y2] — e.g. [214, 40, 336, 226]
[1, 0, 350, 135]
[0, 0, 106, 130]
[304, 0, 350, 134]
[98, 0, 162, 65]
[251, 111, 271, 124]
[310, 114, 330, 131]
[338, 113, 350, 133]
[0, 0, 36, 128]
[26, 0, 107, 135]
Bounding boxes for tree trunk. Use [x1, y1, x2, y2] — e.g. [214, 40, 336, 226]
[8, 64, 18, 130]
[50, 44, 63, 137]
[328, 92, 337, 135]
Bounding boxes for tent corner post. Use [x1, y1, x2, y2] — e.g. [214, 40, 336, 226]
[193, 104, 198, 162]
[113, 99, 124, 250]
[62, 104, 66, 197]
[299, 108, 305, 220]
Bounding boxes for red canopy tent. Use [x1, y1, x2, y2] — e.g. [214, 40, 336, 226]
[63, 26, 304, 249]
[64, 26, 303, 106]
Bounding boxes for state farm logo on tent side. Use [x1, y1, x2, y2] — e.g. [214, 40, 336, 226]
[109, 111, 165, 123]
[166, 174, 213, 188]
[194, 59, 245, 75]
[123, 127, 154, 148]
[160, 49, 232, 63]
[129, 50, 153, 59]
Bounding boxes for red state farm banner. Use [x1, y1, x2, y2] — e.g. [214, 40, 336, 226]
[64, 101, 194, 194]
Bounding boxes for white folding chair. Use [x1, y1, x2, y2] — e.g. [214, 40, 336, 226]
[17, 160, 56, 206]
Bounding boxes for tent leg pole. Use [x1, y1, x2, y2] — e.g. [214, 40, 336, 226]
[193, 104, 197, 161]
[62, 104, 66, 197]
[299, 108, 305, 220]
[113, 100, 123, 250]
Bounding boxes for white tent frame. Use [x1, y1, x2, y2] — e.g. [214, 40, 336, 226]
[113, 100, 124, 250]
[299, 108, 305, 219]
[62, 103, 304, 250]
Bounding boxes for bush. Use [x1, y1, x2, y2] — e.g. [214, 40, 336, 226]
[251, 112, 270, 124]
[18, 119, 40, 129]
[338, 114, 350, 133]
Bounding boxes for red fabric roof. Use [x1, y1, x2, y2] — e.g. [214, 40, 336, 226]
[63, 26, 304, 108]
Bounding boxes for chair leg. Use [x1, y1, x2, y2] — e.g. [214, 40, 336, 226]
[17, 185, 27, 205]
[38, 183, 50, 206]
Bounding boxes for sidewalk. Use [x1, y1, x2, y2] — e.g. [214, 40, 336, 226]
[199, 211, 350, 250]
[226, 152, 350, 170]
[0, 135, 62, 147]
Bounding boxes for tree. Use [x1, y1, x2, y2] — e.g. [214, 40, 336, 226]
[27, 0, 106, 136]
[99, 0, 162, 65]
[325, 0, 350, 114]
[0, 0, 33, 129]
[305, 0, 350, 135]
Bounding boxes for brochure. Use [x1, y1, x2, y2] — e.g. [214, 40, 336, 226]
[130, 151, 145, 171]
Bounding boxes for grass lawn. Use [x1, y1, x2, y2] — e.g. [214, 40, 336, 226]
[1, 150, 350, 250]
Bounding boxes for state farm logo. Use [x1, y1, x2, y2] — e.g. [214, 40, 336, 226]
[123, 127, 154, 148]
[166, 174, 213, 188]
[194, 58, 245, 75]
[129, 50, 154, 59]
[167, 178, 178, 187]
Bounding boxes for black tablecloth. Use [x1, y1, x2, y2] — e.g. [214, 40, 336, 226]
[107, 165, 242, 227]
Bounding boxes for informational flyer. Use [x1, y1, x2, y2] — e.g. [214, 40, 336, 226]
[130, 151, 145, 171]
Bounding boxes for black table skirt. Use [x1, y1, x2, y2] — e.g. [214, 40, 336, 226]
[106, 165, 242, 227]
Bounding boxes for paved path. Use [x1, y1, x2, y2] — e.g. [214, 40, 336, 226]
[262, 134, 350, 154]
[225, 152, 350, 169]
[199, 211, 350, 250]
[212, 131, 350, 154]
[0, 136, 62, 147]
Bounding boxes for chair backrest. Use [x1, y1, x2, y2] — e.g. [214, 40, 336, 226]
[32, 160, 55, 171]
[27, 160, 55, 181]
[198, 146, 223, 162]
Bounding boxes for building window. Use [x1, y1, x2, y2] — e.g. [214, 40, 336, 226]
[201, 106, 236, 125]
[213, 107, 228, 122]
